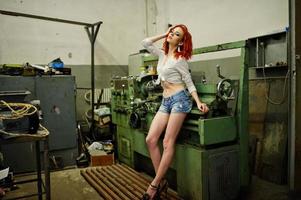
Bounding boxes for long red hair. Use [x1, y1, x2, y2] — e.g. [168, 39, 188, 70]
[163, 24, 193, 60]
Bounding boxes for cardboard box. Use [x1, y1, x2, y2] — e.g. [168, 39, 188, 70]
[89, 150, 114, 166]
[98, 116, 111, 126]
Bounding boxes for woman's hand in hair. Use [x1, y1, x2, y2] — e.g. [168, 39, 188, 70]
[165, 25, 174, 37]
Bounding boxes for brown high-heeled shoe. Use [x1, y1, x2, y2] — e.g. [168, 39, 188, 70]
[141, 184, 160, 200]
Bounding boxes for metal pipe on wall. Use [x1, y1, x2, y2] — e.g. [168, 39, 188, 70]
[289, 0, 296, 192]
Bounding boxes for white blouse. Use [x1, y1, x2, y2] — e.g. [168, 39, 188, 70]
[142, 38, 196, 93]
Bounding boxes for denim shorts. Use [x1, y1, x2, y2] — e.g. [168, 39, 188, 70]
[158, 90, 192, 113]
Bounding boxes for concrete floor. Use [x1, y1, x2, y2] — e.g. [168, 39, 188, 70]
[2, 166, 289, 200]
[244, 176, 289, 200]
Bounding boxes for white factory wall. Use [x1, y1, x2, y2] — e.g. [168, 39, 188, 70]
[0, 0, 288, 64]
[146, 0, 288, 59]
[0, 0, 146, 65]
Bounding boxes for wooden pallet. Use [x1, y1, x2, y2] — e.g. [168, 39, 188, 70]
[81, 164, 182, 200]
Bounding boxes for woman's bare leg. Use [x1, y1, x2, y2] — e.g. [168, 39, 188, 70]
[145, 111, 169, 173]
[146, 113, 187, 198]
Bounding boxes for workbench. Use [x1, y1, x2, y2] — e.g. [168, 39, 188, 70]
[0, 128, 50, 200]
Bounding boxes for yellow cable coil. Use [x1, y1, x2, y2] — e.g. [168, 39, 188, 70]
[0, 100, 38, 120]
[0, 100, 49, 136]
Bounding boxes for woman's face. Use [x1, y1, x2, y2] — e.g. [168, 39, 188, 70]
[167, 27, 184, 46]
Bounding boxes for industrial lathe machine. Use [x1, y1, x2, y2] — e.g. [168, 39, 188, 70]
[111, 40, 249, 200]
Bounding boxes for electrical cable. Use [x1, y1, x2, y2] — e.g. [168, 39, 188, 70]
[84, 90, 91, 104]
[0, 100, 38, 119]
[262, 66, 290, 105]
[0, 100, 49, 137]
[0, 124, 49, 137]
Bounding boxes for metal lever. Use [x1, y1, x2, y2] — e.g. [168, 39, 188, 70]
[121, 84, 125, 96]
[216, 64, 225, 79]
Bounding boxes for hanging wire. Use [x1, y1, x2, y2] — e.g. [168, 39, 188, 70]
[262, 66, 290, 105]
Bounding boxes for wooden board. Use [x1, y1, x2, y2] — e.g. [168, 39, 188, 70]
[81, 164, 182, 200]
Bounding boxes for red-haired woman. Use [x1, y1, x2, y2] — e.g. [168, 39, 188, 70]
[141, 24, 209, 199]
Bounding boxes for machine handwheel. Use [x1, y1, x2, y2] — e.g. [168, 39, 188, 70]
[217, 79, 233, 101]
[129, 112, 141, 129]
